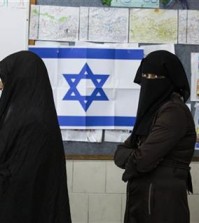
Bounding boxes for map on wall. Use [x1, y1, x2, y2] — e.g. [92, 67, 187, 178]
[29, 5, 39, 40]
[191, 53, 199, 102]
[178, 10, 187, 44]
[79, 7, 89, 41]
[30, 5, 199, 45]
[178, 10, 199, 45]
[88, 7, 129, 43]
[111, 0, 159, 8]
[29, 5, 79, 41]
[29, 6, 129, 43]
[129, 9, 178, 43]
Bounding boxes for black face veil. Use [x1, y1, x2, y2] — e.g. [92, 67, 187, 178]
[130, 50, 190, 143]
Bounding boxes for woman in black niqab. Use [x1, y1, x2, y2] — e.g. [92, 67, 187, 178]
[0, 51, 72, 223]
[114, 50, 196, 223]
[130, 50, 190, 143]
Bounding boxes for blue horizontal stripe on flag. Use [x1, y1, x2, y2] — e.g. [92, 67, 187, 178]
[29, 47, 143, 60]
[196, 142, 199, 148]
[58, 116, 136, 127]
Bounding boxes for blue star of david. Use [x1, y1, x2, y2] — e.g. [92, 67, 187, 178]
[63, 63, 109, 111]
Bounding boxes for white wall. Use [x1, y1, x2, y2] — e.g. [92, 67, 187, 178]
[66, 160, 199, 223]
[0, 6, 29, 60]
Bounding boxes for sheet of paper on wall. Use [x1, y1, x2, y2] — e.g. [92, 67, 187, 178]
[29, 5, 39, 40]
[129, 9, 178, 44]
[178, 10, 199, 45]
[104, 130, 132, 142]
[79, 7, 89, 42]
[186, 103, 191, 110]
[29, 5, 79, 41]
[141, 44, 175, 57]
[35, 41, 69, 46]
[29, 45, 143, 129]
[111, 0, 159, 8]
[75, 41, 139, 49]
[0, 6, 29, 60]
[194, 103, 199, 150]
[178, 10, 187, 44]
[87, 7, 129, 43]
[103, 43, 139, 48]
[0, 0, 29, 8]
[61, 129, 103, 142]
[75, 41, 106, 47]
[190, 53, 199, 101]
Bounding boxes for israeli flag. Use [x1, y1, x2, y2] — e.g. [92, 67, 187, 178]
[29, 46, 143, 129]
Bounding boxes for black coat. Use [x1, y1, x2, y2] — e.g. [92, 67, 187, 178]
[115, 93, 196, 223]
[0, 51, 71, 223]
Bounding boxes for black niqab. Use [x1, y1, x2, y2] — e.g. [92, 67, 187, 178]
[131, 50, 190, 144]
[0, 51, 71, 222]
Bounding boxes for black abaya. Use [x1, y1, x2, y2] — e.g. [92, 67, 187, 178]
[114, 50, 196, 223]
[0, 51, 72, 223]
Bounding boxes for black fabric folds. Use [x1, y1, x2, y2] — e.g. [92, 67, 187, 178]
[0, 51, 71, 223]
[134, 77, 174, 136]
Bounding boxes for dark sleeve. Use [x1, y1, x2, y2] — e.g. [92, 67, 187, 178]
[114, 135, 134, 169]
[122, 103, 187, 181]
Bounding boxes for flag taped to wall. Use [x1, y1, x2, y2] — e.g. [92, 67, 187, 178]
[29, 46, 143, 129]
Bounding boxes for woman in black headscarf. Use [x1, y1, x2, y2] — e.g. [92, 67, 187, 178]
[0, 51, 72, 223]
[114, 50, 196, 223]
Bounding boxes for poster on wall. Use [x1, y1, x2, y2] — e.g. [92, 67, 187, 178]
[129, 9, 178, 44]
[178, 10, 199, 45]
[29, 5, 129, 43]
[29, 5, 79, 41]
[29, 45, 143, 129]
[191, 53, 199, 101]
[61, 129, 103, 142]
[194, 103, 199, 150]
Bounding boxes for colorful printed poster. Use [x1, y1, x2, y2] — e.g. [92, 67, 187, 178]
[29, 46, 143, 129]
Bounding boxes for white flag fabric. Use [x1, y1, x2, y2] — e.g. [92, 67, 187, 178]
[29, 46, 143, 129]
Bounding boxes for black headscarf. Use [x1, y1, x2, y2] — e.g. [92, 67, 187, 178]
[131, 50, 190, 145]
[0, 51, 71, 222]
